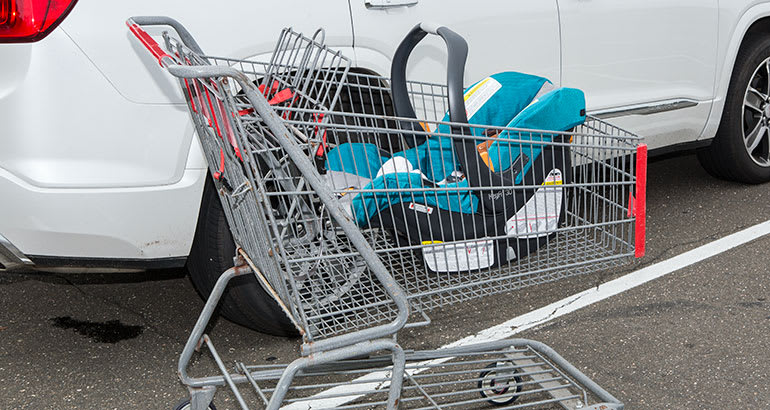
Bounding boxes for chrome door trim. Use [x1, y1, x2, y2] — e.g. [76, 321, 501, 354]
[591, 99, 699, 119]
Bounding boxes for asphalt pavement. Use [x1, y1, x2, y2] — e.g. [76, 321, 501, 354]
[1, 153, 769, 409]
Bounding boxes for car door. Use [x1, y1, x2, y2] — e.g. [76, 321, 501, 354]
[557, 0, 719, 148]
[349, 0, 561, 89]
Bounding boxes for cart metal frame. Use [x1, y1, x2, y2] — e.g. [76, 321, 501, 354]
[127, 16, 638, 410]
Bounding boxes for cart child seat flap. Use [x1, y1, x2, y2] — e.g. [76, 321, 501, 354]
[324, 71, 586, 227]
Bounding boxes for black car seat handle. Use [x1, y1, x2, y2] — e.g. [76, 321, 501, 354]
[391, 23, 518, 212]
[391, 23, 469, 126]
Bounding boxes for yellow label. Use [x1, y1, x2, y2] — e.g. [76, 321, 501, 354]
[463, 77, 502, 120]
[542, 180, 563, 186]
[464, 78, 490, 101]
[422, 241, 443, 245]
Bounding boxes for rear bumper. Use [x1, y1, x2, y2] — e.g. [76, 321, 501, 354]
[0, 167, 207, 265]
[0, 29, 209, 269]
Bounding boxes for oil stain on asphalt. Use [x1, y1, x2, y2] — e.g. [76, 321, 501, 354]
[50, 316, 143, 343]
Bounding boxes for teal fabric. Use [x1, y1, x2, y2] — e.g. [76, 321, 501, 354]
[390, 137, 457, 183]
[324, 71, 586, 227]
[487, 87, 586, 183]
[325, 143, 386, 179]
[327, 72, 551, 180]
[436, 72, 550, 137]
[420, 72, 551, 182]
[350, 173, 478, 226]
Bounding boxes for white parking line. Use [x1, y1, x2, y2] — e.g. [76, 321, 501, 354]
[285, 220, 770, 409]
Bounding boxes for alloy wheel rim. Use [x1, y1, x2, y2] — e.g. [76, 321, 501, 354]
[742, 57, 770, 167]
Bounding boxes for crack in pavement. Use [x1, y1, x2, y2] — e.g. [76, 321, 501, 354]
[515, 292, 588, 333]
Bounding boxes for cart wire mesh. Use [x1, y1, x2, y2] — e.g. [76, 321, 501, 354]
[162, 29, 643, 343]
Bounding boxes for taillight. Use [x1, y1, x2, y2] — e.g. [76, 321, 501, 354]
[0, 0, 78, 43]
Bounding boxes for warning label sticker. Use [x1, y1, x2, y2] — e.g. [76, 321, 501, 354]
[464, 77, 502, 120]
[506, 169, 564, 239]
[409, 203, 434, 214]
[422, 239, 495, 273]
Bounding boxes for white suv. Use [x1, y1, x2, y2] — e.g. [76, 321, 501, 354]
[2, 0, 770, 335]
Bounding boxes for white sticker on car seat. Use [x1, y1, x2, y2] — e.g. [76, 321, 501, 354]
[506, 169, 563, 239]
[422, 239, 495, 273]
[409, 203, 434, 214]
[464, 77, 502, 120]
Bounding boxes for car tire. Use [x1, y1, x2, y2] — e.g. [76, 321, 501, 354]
[186, 177, 299, 337]
[697, 34, 770, 183]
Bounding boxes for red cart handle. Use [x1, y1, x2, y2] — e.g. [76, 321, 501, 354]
[126, 19, 173, 67]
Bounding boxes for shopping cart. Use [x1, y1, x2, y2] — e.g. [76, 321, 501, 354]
[127, 16, 646, 410]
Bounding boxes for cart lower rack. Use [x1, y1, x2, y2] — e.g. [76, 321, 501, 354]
[198, 333, 622, 410]
[127, 16, 643, 410]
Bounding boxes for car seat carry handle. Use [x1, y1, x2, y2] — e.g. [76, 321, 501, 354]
[390, 23, 479, 185]
[391, 23, 469, 129]
[391, 24, 520, 213]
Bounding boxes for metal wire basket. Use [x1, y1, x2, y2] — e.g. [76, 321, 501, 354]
[204, 66, 647, 343]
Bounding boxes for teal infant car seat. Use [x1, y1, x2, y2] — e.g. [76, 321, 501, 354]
[324, 25, 586, 271]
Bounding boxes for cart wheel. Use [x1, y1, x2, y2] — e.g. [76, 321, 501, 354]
[478, 362, 523, 406]
[173, 398, 216, 410]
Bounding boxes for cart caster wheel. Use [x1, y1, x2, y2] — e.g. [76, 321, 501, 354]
[173, 398, 217, 410]
[478, 361, 523, 406]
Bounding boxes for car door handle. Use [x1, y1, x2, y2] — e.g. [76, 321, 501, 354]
[365, 0, 418, 9]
